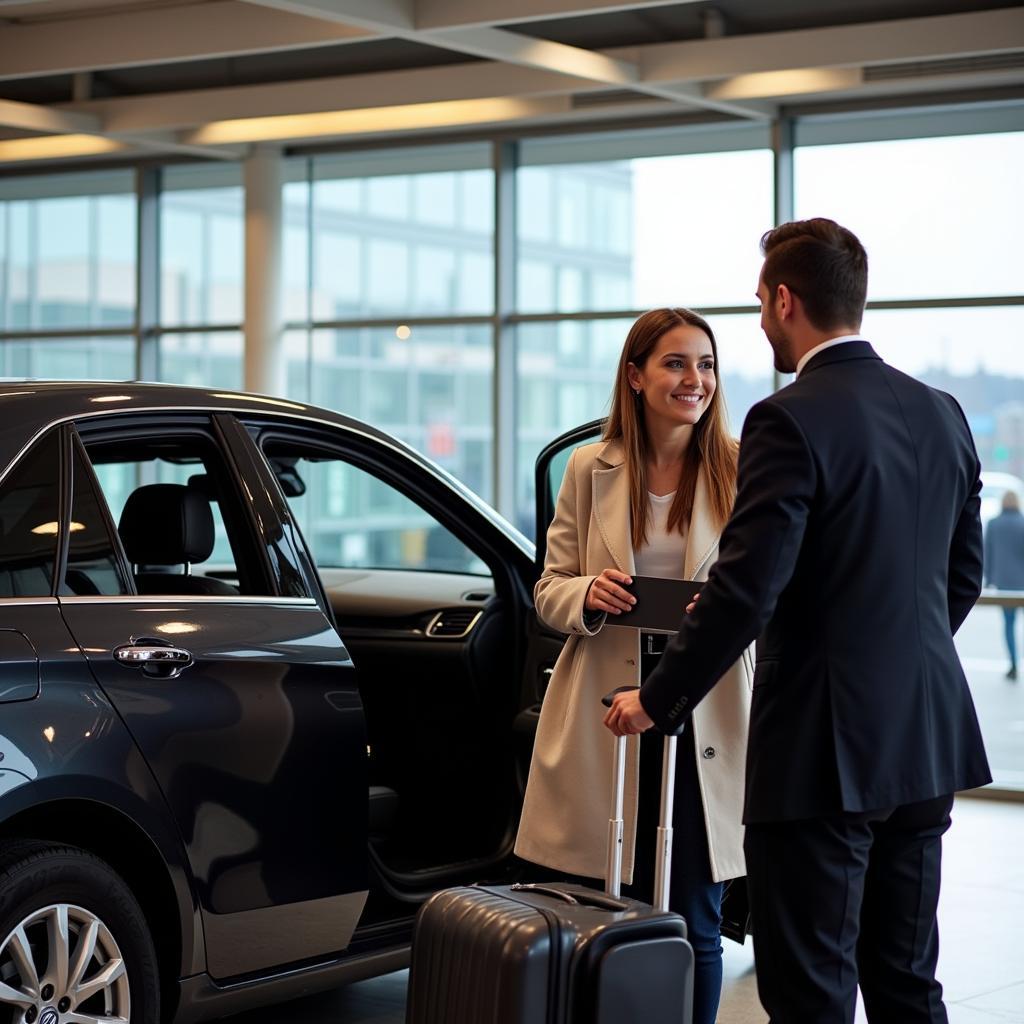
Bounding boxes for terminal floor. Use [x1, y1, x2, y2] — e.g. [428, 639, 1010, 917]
[224, 796, 1024, 1024]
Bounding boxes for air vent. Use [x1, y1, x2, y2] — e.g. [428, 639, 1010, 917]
[571, 89, 664, 110]
[426, 609, 483, 639]
[461, 590, 492, 602]
[865, 52, 1024, 82]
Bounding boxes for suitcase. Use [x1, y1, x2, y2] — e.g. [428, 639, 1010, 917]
[405, 688, 695, 1024]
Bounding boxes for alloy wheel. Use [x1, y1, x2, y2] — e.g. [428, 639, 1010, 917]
[0, 904, 129, 1024]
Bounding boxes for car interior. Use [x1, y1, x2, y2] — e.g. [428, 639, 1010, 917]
[258, 435, 531, 902]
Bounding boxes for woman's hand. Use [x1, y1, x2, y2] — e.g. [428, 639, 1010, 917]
[585, 568, 636, 615]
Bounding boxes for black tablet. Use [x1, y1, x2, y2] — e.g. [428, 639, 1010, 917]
[607, 576, 702, 633]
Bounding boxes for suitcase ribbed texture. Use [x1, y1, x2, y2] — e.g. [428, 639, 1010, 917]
[406, 883, 692, 1024]
[408, 887, 561, 1024]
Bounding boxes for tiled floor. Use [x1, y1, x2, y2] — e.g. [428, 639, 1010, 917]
[225, 797, 1024, 1023]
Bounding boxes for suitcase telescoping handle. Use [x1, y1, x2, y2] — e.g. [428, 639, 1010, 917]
[601, 687, 677, 913]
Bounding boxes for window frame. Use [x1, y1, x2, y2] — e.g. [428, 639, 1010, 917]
[253, 424, 495, 579]
[73, 414, 279, 599]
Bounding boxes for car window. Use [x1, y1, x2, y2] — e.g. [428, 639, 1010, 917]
[265, 447, 488, 576]
[61, 441, 131, 597]
[0, 431, 62, 597]
[83, 431, 274, 597]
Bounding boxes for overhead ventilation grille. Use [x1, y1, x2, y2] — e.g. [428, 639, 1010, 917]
[571, 89, 665, 109]
[427, 609, 482, 639]
[865, 52, 1024, 82]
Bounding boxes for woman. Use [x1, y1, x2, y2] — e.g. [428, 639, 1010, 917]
[515, 307, 753, 1024]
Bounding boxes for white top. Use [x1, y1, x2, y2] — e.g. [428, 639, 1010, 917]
[795, 334, 866, 378]
[633, 491, 687, 579]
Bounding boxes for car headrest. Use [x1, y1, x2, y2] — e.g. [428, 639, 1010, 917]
[119, 483, 215, 566]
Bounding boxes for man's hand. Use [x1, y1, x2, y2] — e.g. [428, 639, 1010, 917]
[603, 688, 654, 736]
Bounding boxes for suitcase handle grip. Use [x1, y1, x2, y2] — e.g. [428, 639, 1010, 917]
[510, 883, 578, 905]
[510, 883, 628, 913]
[601, 685, 636, 708]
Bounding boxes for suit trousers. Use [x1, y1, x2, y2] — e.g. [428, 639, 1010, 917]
[744, 792, 954, 1024]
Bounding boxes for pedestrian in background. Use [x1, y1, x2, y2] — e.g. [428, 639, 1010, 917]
[985, 490, 1024, 680]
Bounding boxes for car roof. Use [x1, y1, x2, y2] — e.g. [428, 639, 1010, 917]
[0, 378, 391, 441]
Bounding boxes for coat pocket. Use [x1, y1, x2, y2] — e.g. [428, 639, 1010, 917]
[752, 659, 779, 690]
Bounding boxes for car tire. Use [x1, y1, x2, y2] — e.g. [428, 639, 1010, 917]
[0, 840, 160, 1024]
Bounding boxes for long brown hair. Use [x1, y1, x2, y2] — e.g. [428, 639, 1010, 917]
[603, 307, 738, 550]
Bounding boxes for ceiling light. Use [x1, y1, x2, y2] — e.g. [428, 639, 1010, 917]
[707, 68, 862, 101]
[0, 134, 127, 163]
[185, 97, 563, 146]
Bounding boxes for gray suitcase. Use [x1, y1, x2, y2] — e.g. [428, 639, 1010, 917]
[406, 689, 694, 1023]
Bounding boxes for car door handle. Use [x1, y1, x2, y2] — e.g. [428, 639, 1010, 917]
[114, 643, 193, 678]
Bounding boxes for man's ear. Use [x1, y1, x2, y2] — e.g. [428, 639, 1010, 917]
[776, 283, 796, 320]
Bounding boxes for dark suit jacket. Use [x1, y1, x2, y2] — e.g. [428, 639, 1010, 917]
[640, 341, 991, 824]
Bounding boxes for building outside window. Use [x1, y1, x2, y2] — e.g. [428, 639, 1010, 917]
[0, 111, 1022, 787]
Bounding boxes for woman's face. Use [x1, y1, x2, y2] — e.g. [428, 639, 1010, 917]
[627, 324, 717, 428]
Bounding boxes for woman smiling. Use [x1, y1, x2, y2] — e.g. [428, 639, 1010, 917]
[515, 307, 753, 1024]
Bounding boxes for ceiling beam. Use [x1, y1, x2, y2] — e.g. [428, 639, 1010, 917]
[0, 97, 100, 135]
[240, 0, 414, 31]
[0, 0, 373, 81]
[415, 0, 698, 31]
[426, 26, 639, 85]
[0, 97, 245, 162]
[630, 8, 1024, 84]
[241, 0, 768, 118]
[65, 62, 601, 133]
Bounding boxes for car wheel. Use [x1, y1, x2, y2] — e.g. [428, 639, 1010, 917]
[0, 841, 159, 1024]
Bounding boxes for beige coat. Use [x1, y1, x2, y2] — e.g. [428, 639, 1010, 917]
[515, 439, 752, 884]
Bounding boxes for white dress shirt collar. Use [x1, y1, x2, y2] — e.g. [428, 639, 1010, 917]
[796, 334, 867, 378]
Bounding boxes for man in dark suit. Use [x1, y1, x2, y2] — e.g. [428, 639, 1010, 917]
[605, 218, 991, 1022]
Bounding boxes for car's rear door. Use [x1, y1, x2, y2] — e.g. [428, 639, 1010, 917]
[58, 413, 369, 981]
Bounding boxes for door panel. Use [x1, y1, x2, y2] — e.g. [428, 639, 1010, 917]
[64, 415, 372, 979]
[60, 597, 368, 977]
[515, 420, 607, 782]
[533, 418, 605, 572]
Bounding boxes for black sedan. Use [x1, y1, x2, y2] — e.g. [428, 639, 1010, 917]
[0, 382, 596, 1024]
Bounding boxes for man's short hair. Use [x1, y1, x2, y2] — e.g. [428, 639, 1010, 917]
[760, 218, 868, 331]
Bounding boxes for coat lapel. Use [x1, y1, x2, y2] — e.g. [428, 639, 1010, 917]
[591, 440, 635, 575]
[684, 463, 720, 580]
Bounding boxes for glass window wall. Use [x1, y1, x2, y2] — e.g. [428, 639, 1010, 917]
[796, 127, 1024, 787]
[160, 165, 244, 326]
[518, 141, 772, 314]
[0, 171, 136, 331]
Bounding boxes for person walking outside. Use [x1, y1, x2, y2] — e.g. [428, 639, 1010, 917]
[985, 490, 1024, 680]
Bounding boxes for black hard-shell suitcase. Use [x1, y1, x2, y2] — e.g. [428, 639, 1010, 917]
[406, 690, 695, 1024]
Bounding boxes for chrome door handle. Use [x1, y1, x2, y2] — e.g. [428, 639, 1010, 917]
[114, 643, 193, 678]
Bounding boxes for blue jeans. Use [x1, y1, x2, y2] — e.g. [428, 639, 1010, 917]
[629, 651, 724, 1024]
[1004, 606, 1019, 670]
